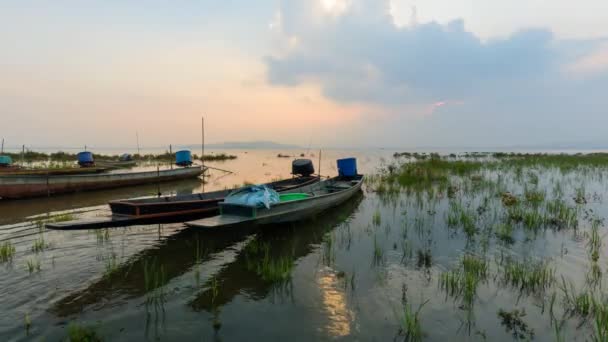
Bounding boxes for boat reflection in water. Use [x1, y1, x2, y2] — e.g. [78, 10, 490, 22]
[49, 192, 363, 338]
[189, 192, 363, 334]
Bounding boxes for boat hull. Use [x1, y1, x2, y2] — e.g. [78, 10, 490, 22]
[108, 176, 319, 219]
[0, 166, 203, 199]
[185, 175, 363, 228]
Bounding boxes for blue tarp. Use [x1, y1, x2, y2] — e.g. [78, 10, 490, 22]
[224, 185, 280, 209]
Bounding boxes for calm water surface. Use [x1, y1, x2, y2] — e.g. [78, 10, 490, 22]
[0, 149, 606, 341]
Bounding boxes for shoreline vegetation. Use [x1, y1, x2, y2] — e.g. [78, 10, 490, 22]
[0, 150, 237, 165]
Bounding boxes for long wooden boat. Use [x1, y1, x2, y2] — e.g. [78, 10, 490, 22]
[185, 175, 364, 229]
[0, 166, 203, 199]
[94, 160, 137, 169]
[45, 176, 319, 229]
[0, 167, 108, 176]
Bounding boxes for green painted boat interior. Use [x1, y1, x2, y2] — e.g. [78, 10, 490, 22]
[279, 193, 311, 202]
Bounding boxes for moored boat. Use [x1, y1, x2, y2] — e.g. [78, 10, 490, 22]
[185, 174, 363, 229]
[0, 167, 108, 176]
[46, 175, 319, 229]
[46, 159, 321, 229]
[185, 158, 363, 229]
[0, 166, 203, 199]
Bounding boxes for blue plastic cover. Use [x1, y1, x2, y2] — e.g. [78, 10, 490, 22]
[224, 185, 280, 209]
[337, 157, 357, 177]
[0, 155, 12, 165]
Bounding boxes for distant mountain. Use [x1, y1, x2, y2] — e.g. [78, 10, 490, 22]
[185, 141, 303, 150]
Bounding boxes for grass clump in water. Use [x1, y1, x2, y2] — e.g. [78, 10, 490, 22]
[372, 209, 381, 226]
[501, 257, 554, 294]
[0, 241, 16, 262]
[439, 254, 488, 308]
[31, 236, 48, 253]
[495, 223, 514, 244]
[67, 322, 102, 342]
[26, 258, 41, 273]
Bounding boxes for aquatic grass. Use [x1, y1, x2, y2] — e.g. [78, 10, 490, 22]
[103, 253, 119, 278]
[26, 258, 41, 273]
[245, 240, 295, 284]
[51, 213, 74, 222]
[445, 202, 477, 238]
[95, 229, 110, 244]
[592, 301, 608, 342]
[545, 199, 578, 229]
[588, 217, 602, 263]
[67, 322, 102, 342]
[372, 209, 381, 226]
[524, 188, 545, 204]
[31, 236, 48, 253]
[24, 312, 31, 335]
[396, 300, 427, 342]
[440, 254, 488, 308]
[0, 241, 16, 263]
[143, 257, 167, 306]
[372, 236, 385, 266]
[495, 223, 514, 244]
[498, 309, 535, 340]
[500, 258, 554, 294]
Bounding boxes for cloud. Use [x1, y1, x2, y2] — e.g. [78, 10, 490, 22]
[264, 0, 608, 147]
[266, 0, 562, 104]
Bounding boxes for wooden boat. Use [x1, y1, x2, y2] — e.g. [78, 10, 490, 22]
[0, 166, 107, 176]
[46, 176, 319, 229]
[94, 160, 137, 169]
[185, 175, 364, 229]
[0, 166, 203, 199]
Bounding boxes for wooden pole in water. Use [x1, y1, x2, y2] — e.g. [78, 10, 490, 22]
[169, 144, 173, 170]
[1, 138, 4, 154]
[202, 116, 205, 193]
[21, 144, 25, 167]
[318, 149, 322, 180]
[136, 131, 140, 156]
[157, 164, 161, 197]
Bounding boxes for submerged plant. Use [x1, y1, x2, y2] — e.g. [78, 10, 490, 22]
[498, 309, 535, 340]
[67, 322, 102, 342]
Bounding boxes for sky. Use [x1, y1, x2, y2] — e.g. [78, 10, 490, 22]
[1, 0, 608, 149]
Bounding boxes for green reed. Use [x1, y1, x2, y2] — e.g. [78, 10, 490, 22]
[0, 241, 16, 262]
[143, 257, 167, 305]
[440, 254, 488, 308]
[31, 236, 48, 253]
[26, 258, 41, 273]
[103, 253, 119, 278]
[501, 258, 554, 294]
[67, 322, 102, 342]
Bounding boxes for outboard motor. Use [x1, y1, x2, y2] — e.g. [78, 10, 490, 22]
[77, 151, 95, 167]
[292, 159, 314, 177]
[119, 153, 133, 161]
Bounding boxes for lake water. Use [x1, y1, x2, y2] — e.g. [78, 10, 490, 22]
[0, 149, 606, 341]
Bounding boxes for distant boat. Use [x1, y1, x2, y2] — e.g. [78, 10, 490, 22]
[185, 174, 363, 229]
[46, 176, 319, 229]
[0, 166, 204, 199]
